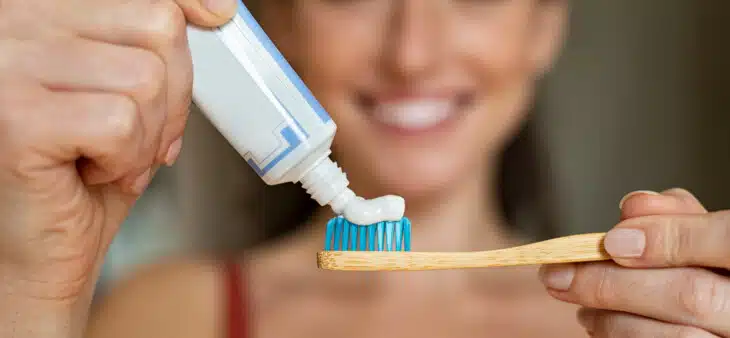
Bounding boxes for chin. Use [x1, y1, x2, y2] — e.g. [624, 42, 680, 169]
[379, 174, 458, 204]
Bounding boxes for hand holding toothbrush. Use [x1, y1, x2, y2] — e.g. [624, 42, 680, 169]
[0, 0, 235, 336]
[540, 188, 730, 337]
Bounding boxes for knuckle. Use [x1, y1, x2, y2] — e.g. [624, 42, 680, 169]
[145, 0, 187, 48]
[662, 212, 730, 268]
[0, 86, 47, 177]
[661, 216, 694, 266]
[675, 270, 727, 322]
[706, 211, 730, 269]
[713, 210, 730, 228]
[589, 267, 618, 308]
[711, 210, 730, 242]
[104, 95, 141, 147]
[130, 51, 167, 101]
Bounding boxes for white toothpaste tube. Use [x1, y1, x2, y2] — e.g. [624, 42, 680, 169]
[186, 0, 404, 224]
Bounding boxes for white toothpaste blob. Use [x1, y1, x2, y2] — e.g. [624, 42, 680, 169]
[298, 157, 405, 225]
[373, 99, 453, 130]
[341, 195, 405, 225]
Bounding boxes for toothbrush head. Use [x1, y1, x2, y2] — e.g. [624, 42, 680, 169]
[324, 216, 411, 251]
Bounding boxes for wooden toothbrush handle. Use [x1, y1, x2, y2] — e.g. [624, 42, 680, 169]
[317, 233, 610, 271]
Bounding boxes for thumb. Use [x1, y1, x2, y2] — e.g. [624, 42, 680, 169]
[176, 0, 237, 28]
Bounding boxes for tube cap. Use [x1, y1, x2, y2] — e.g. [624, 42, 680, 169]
[299, 157, 354, 214]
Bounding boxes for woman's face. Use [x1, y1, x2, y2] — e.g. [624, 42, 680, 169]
[260, 0, 567, 201]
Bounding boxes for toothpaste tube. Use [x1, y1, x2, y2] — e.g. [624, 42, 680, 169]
[186, 1, 405, 223]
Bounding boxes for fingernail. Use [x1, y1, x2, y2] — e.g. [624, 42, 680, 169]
[619, 190, 660, 210]
[204, 0, 235, 16]
[604, 228, 646, 258]
[164, 137, 183, 166]
[539, 264, 575, 291]
[131, 168, 153, 195]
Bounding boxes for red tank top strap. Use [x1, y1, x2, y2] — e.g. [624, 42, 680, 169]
[223, 259, 248, 338]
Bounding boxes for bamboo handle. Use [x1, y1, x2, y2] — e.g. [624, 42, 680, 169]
[317, 233, 610, 271]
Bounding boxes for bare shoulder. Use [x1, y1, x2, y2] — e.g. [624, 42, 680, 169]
[86, 256, 228, 338]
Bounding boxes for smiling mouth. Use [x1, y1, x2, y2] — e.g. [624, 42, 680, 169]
[356, 92, 475, 134]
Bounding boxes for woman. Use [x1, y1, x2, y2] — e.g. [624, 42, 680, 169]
[1, 0, 729, 337]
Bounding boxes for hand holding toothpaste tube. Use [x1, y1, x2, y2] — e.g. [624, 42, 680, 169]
[0, 0, 234, 336]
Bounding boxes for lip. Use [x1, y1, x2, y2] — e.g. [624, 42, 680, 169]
[356, 91, 475, 136]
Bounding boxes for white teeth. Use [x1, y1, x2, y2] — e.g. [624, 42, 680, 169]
[373, 99, 453, 130]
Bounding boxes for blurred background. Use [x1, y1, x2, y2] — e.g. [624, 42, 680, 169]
[96, 0, 729, 295]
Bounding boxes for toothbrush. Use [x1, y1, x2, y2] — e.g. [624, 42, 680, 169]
[317, 232, 610, 271]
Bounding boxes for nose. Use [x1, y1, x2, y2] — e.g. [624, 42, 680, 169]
[382, 1, 444, 82]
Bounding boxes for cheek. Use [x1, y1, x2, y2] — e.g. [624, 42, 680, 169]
[454, 7, 536, 89]
[455, 14, 537, 148]
[290, 7, 381, 102]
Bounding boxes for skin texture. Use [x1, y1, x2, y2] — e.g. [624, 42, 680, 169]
[2, 1, 730, 338]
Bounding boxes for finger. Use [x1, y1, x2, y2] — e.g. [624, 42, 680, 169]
[49, 0, 235, 30]
[603, 211, 730, 269]
[619, 188, 707, 220]
[56, 93, 146, 190]
[662, 188, 708, 212]
[174, 0, 237, 27]
[577, 308, 719, 338]
[7, 37, 165, 99]
[540, 262, 730, 336]
[52, 0, 195, 162]
[5, 86, 149, 192]
[15, 36, 169, 181]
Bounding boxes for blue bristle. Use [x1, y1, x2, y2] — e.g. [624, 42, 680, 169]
[358, 226, 366, 250]
[350, 224, 357, 249]
[376, 222, 384, 251]
[324, 216, 411, 252]
[365, 225, 375, 251]
[325, 218, 335, 250]
[341, 220, 349, 250]
[385, 222, 394, 250]
[335, 217, 344, 250]
[403, 218, 411, 251]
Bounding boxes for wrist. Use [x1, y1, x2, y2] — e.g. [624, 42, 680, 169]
[0, 276, 93, 338]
